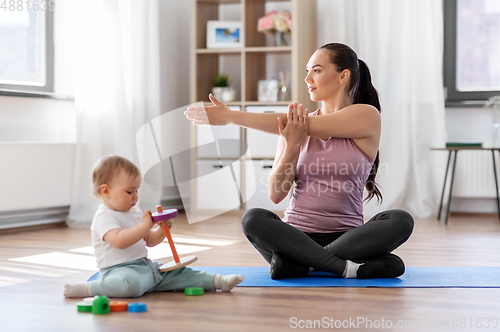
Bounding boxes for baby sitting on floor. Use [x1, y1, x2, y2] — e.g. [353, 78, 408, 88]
[64, 155, 243, 298]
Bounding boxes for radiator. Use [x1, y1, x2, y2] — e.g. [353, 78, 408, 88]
[452, 150, 499, 198]
[0, 143, 75, 228]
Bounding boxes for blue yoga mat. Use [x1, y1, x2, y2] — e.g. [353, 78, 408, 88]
[88, 266, 500, 288]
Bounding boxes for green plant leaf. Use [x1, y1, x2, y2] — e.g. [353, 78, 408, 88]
[212, 74, 229, 87]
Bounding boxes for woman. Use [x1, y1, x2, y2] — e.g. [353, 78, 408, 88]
[185, 43, 414, 279]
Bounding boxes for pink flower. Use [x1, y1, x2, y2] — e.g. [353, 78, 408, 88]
[258, 16, 275, 32]
[257, 10, 292, 33]
[276, 11, 290, 21]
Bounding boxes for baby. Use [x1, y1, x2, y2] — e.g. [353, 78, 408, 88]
[64, 155, 243, 298]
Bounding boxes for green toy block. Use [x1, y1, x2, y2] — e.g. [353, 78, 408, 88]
[92, 295, 110, 315]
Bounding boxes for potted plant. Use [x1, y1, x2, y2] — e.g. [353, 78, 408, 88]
[212, 74, 229, 100]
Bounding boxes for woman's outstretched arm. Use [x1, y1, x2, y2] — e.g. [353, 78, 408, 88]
[185, 94, 380, 139]
[185, 94, 286, 135]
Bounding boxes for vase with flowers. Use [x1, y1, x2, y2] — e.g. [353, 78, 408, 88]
[257, 11, 292, 47]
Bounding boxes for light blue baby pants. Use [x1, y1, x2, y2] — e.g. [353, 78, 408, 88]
[89, 258, 215, 298]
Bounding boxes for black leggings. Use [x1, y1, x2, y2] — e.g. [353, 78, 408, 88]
[241, 208, 414, 276]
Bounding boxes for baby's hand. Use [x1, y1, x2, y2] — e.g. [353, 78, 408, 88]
[160, 219, 173, 230]
[143, 210, 154, 228]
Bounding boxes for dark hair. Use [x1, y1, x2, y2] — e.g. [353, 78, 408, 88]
[319, 43, 382, 204]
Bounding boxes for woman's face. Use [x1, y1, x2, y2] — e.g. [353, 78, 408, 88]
[304, 49, 348, 102]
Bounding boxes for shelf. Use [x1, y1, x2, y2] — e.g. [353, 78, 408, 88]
[196, 46, 292, 54]
[245, 46, 292, 53]
[197, 48, 243, 54]
[244, 101, 290, 106]
[243, 0, 290, 2]
[196, 0, 240, 3]
[191, 0, 317, 212]
[194, 53, 241, 102]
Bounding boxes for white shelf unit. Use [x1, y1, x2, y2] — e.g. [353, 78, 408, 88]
[190, 0, 317, 213]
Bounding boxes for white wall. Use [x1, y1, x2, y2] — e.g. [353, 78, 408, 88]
[0, 96, 75, 142]
[158, 0, 192, 200]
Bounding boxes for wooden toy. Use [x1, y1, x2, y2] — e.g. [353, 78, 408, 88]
[151, 205, 197, 272]
[109, 301, 129, 312]
[91, 295, 110, 315]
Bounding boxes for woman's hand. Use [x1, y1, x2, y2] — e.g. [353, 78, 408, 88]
[277, 102, 309, 150]
[267, 102, 308, 204]
[184, 94, 232, 126]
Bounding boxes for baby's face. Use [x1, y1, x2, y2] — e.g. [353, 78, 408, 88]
[104, 170, 141, 212]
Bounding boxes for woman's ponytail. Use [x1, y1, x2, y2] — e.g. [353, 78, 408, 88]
[364, 151, 382, 204]
[353, 59, 382, 204]
[352, 59, 381, 112]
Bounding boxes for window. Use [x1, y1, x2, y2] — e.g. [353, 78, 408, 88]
[0, 1, 54, 94]
[444, 0, 500, 104]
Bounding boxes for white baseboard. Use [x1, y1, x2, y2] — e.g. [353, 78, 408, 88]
[450, 197, 498, 214]
[0, 206, 69, 230]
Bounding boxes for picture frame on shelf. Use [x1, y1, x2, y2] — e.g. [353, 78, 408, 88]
[258, 80, 279, 102]
[206, 21, 242, 49]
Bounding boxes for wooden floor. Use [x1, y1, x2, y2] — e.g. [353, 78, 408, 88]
[1, 212, 500, 331]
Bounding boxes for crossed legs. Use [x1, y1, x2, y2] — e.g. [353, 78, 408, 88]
[241, 208, 414, 279]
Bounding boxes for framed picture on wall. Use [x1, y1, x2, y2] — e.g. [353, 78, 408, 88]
[207, 21, 242, 49]
[258, 80, 278, 102]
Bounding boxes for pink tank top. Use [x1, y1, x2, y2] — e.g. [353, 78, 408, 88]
[283, 110, 374, 233]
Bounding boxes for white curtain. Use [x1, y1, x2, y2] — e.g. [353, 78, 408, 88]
[317, 0, 447, 218]
[67, 0, 162, 227]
